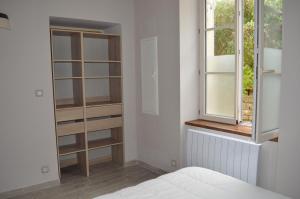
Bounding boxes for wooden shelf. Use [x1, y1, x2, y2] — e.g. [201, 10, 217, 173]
[83, 32, 121, 39]
[57, 122, 85, 137]
[85, 100, 122, 107]
[53, 59, 82, 63]
[87, 117, 123, 132]
[85, 76, 121, 79]
[56, 104, 83, 110]
[84, 60, 121, 63]
[54, 77, 82, 80]
[59, 144, 85, 156]
[56, 107, 84, 122]
[86, 104, 122, 118]
[51, 26, 104, 34]
[85, 102, 122, 108]
[88, 138, 122, 150]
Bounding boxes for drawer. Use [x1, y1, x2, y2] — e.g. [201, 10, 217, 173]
[86, 104, 122, 118]
[87, 117, 123, 132]
[56, 122, 85, 136]
[56, 107, 84, 122]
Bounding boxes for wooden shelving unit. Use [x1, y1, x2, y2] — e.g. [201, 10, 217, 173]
[50, 26, 123, 178]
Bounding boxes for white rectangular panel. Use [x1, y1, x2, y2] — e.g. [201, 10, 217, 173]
[141, 37, 159, 115]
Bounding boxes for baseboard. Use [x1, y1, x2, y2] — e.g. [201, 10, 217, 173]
[125, 160, 167, 175]
[0, 180, 60, 199]
[123, 160, 140, 167]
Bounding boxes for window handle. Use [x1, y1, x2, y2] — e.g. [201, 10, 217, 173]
[261, 69, 281, 75]
[262, 69, 276, 74]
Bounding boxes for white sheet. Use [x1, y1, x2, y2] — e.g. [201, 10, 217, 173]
[94, 167, 289, 199]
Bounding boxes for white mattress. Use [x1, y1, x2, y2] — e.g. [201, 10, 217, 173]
[95, 167, 289, 199]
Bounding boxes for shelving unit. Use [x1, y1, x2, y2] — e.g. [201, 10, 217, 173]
[50, 26, 123, 178]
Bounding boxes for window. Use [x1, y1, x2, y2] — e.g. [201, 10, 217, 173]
[199, 0, 283, 142]
[200, 0, 242, 124]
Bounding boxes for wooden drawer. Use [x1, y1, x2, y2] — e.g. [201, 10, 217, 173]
[57, 122, 85, 136]
[87, 117, 122, 132]
[86, 104, 122, 118]
[56, 107, 84, 122]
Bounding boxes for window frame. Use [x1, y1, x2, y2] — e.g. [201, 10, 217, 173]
[199, 0, 243, 125]
[252, 0, 282, 143]
[198, 0, 283, 143]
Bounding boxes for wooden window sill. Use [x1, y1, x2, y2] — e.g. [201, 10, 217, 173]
[185, 119, 252, 137]
[185, 119, 278, 142]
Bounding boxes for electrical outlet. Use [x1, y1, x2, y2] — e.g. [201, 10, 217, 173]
[171, 160, 177, 168]
[41, 165, 50, 174]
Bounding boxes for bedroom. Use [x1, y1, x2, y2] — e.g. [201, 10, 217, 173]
[0, 0, 299, 198]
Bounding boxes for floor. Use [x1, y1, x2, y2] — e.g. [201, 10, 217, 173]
[8, 162, 160, 199]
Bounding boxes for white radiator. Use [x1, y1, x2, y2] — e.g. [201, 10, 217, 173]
[186, 129, 260, 185]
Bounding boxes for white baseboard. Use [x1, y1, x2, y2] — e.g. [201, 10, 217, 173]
[0, 180, 60, 199]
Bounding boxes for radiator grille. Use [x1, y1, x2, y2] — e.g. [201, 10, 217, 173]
[186, 129, 260, 185]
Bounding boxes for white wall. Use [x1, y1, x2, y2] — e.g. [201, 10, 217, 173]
[179, 0, 200, 168]
[135, 0, 181, 172]
[257, 141, 279, 191]
[0, 0, 137, 193]
[1, 0, 299, 197]
[275, 0, 300, 198]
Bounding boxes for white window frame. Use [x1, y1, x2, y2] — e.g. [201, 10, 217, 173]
[252, 0, 281, 143]
[198, 0, 283, 143]
[199, 0, 243, 125]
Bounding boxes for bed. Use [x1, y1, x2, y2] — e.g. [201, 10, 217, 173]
[95, 167, 289, 199]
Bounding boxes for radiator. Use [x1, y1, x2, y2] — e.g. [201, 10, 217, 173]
[186, 129, 260, 185]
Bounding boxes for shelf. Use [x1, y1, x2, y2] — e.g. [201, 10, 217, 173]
[53, 59, 82, 63]
[86, 103, 122, 118]
[87, 117, 123, 132]
[51, 26, 104, 34]
[84, 60, 121, 63]
[84, 76, 122, 79]
[56, 104, 83, 110]
[85, 102, 122, 108]
[56, 107, 84, 122]
[83, 32, 121, 39]
[54, 77, 82, 80]
[57, 121, 85, 136]
[88, 138, 122, 150]
[59, 144, 85, 156]
[85, 100, 121, 107]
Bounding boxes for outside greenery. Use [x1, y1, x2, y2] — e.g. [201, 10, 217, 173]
[214, 0, 282, 94]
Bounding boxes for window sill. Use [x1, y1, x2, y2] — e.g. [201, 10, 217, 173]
[185, 119, 278, 142]
[185, 119, 252, 137]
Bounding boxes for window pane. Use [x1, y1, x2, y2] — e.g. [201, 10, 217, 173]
[206, 29, 236, 72]
[261, 75, 281, 132]
[263, 0, 283, 71]
[263, 48, 282, 72]
[260, 0, 283, 133]
[206, 0, 236, 29]
[206, 74, 235, 117]
[263, 0, 283, 48]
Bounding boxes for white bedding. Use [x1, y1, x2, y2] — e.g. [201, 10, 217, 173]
[95, 167, 289, 199]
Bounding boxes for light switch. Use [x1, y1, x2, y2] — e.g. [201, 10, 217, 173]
[35, 89, 44, 97]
